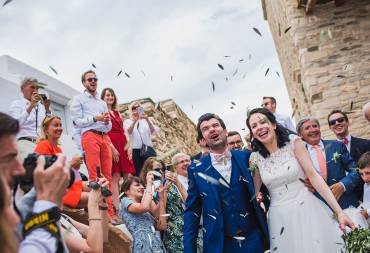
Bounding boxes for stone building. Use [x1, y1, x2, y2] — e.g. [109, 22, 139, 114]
[261, 0, 370, 138]
[118, 98, 199, 164]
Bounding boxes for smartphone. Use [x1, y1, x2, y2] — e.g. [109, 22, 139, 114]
[138, 107, 144, 115]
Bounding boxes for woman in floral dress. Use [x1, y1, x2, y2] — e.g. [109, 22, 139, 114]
[164, 153, 203, 253]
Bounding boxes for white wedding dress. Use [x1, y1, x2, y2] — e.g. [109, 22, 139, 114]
[250, 135, 344, 253]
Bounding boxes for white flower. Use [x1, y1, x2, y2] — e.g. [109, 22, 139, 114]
[332, 152, 341, 163]
[249, 163, 258, 176]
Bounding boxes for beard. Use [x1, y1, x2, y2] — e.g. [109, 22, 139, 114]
[207, 135, 227, 151]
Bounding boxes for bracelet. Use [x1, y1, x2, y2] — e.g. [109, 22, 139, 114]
[99, 205, 108, 211]
[89, 218, 103, 221]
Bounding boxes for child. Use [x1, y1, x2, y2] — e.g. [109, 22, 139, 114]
[359, 152, 370, 221]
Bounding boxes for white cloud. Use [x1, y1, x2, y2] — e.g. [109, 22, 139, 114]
[0, 0, 293, 136]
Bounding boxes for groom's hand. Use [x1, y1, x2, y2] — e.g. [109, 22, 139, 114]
[303, 178, 315, 192]
[330, 183, 344, 200]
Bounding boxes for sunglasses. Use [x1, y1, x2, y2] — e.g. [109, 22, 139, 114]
[86, 77, 98, 82]
[153, 167, 164, 172]
[132, 106, 139, 110]
[328, 117, 346, 126]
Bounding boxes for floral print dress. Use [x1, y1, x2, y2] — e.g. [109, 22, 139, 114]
[164, 183, 203, 253]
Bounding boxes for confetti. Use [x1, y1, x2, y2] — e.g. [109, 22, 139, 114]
[217, 64, 224, 70]
[197, 172, 220, 185]
[208, 214, 217, 220]
[160, 214, 170, 217]
[253, 27, 262, 37]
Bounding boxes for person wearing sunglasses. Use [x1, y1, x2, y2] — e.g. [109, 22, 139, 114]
[296, 117, 360, 209]
[124, 102, 158, 176]
[328, 110, 370, 163]
[70, 70, 115, 218]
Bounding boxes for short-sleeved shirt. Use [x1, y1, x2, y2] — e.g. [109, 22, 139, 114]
[34, 140, 62, 155]
[123, 119, 157, 149]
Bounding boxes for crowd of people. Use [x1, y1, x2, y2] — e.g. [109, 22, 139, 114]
[0, 71, 370, 253]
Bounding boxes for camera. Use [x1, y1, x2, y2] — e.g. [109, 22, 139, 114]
[18, 153, 75, 193]
[138, 107, 144, 115]
[39, 94, 47, 101]
[87, 166, 112, 197]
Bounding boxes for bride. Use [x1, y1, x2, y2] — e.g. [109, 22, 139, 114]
[246, 108, 354, 253]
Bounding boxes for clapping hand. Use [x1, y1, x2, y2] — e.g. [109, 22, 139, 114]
[70, 155, 83, 169]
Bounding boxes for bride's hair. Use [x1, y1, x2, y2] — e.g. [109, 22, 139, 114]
[246, 108, 291, 158]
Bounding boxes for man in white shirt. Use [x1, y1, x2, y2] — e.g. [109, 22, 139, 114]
[9, 77, 51, 162]
[262, 96, 295, 132]
[70, 70, 114, 218]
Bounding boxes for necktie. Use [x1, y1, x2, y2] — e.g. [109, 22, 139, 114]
[312, 145, 327, 181]
[342, 138, 349, 145]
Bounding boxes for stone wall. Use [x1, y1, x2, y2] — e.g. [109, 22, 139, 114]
[262, 0, 370, 138]
[117, 98, 199, 164]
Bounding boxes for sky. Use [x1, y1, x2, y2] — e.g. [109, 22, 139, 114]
[0, 0, 293, 136]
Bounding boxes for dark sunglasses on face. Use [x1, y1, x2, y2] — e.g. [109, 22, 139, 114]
[328, 117, 346, 126]
[86, 77, 98, 82]
[153, 167, 164, 172]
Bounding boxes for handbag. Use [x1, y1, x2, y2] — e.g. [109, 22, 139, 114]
[137, 121, 156, 158]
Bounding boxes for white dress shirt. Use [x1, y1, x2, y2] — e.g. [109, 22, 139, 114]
[9, 98, 50, 139]
[210, 151, 232, 183]
[306, 140, 326, 176]
[178, 174, 189, 190]
[70, 90, 112, 135]
[337, 135, 351, 153]
[274, 113, 296, 132]
[123, 118, 158, 149]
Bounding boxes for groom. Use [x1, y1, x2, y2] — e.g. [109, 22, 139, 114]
[184, 113, 269, 253]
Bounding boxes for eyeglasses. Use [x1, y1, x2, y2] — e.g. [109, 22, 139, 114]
[176, 159, 190, 165]
[132, 106, 139, 110]
[153, 167, 164, 172]
[328, 117, 346, 126]
[86, 77, 98, 82]
[228, 140, 242, 146]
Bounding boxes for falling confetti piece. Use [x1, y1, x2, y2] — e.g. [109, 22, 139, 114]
[280, 227, 285, 235]
[231, 101, 236, 106]
[253, 27, 262, 37]
[124, 72, 130, 78]
[217, 64, 224, 70]
[197, 172, 220, 185]
[49, 66, 58, 75]
[265, 68, 270, 76]
[2, 0, 14, 7]
[160, 214, 170, 217]
[276, 72, 280, 77]
[320, 29, 325, 43]
[92, 63, 97, 68]
[232, 69, 238, 76]
[218, 178, 230, 188]
[117, 70, 122, 77]
[207, 214, 217, 220]
[284, 26, 292, 34]
[212, 81, 215, 92]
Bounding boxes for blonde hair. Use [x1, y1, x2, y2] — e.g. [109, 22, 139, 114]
[39, 115, 62, 141]
[171, 153, 190, 166]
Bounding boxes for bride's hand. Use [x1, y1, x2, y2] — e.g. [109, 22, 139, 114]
[337, 211, 355, 232]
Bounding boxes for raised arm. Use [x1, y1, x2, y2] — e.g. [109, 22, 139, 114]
[127, 174, 154, 214]
[293, 138, 355, 230]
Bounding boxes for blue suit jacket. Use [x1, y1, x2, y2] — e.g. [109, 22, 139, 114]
[320, 140, 360, 208]
[183, 150, 269, 253]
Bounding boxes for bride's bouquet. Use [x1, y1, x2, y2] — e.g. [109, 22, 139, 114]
[342, 227, 370, 253]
